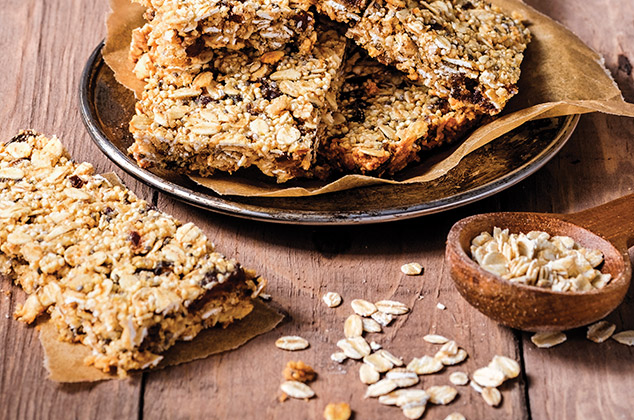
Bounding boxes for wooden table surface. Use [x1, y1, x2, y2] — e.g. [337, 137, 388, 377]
[1, 1, 633, 419]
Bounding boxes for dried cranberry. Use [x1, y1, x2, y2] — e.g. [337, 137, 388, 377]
[69, 175, 85, 188]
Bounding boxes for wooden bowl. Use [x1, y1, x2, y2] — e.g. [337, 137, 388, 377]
[445, 194, 634, 331]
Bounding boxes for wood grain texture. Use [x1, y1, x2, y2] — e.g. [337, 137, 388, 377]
[0, 0, 632, 419]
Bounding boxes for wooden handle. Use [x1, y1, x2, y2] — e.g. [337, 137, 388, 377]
[564, 193, 634, 249]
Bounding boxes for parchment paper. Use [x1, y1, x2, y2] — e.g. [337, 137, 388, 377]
[105, 0, 634, 197]
[36, 173, 283, 382]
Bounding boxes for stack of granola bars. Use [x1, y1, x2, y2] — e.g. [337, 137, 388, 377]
[128, 0, 530, 182]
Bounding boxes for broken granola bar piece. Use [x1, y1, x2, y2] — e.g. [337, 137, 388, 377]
[0, 131, 265, 374]
[129, 25, 347, 183]
[315, 0, 369, 23]
[320, 52, 482, 176]
[131, 0, 317, 69]
[346, 0, 530, 115]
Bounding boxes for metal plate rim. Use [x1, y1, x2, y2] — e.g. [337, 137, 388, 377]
[80, 42, 580, 225]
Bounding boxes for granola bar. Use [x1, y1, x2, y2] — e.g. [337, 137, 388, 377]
[320, 52, 481, 176]
[0, 131, 265, 373]
[130, 0, 317, 69]
[315, 0, 369, 23]
[129, 26, 347, 183]
[346, 0, 530, 115]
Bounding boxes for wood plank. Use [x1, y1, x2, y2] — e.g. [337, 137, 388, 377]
[0, 1, 145, 419]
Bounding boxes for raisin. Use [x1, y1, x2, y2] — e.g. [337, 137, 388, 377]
[260, 79, 282, 100]
[197, 94, 213, 106]
[69, 175, 85, 188]
[153, 261, 174, 276]
[292, 11, 313, 31]
[185, 37, 206, 57]
[129, 231, 142, 247]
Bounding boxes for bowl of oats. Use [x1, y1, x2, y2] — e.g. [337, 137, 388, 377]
[445, 194, 634, 331]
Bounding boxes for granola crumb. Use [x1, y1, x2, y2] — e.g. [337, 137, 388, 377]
[323, 402, 352, 420]
[283, 360, 317, 383]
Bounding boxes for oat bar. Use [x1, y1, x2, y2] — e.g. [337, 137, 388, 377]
[131, 0, 317, 69]
[315, 0, 369, 23]
[0, 131, 265, 373]
[320, 52, 481, 175]
[129, 26, 347, 183]
[346, 0, 530, 115]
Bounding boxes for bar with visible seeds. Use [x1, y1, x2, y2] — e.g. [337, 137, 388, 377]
[320, 52, 482, 176]
[0, 131, 265, 374]
[346, 0, 530, 115]
[130, 0, 317, 69]
[315, 0, 369, 23]
[129, 25, 347, 183]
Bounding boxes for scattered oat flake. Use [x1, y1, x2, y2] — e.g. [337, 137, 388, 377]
[365, 379, 399, 398]
[370, 341, 382, 351]
[587, 320, 616, 343]
[351, 299, 377, 317]
[531, 331, 567, 348]
[280, 381, 315, 399]
[362, 317, 382, 333]
[375, 300, 410, 315]
[275, 336, 309, 351]
[401, 263, 423, 276]
[379, 389, 429, 408]
[470, 381, 483, 393]
[427, 385, 458, 405]
[489, 355, 520, 379]
[331, 352, 347, 364]
[444, 413, 466, 420]
[437, 348, 468, 366]
[359, 364, 380, 384]
[363, 352, 394, 373]
[482, 387, 502, 407]
[423, 334, 449, 344]
[449, 371, 469, 386]
[323, 292, 342, 308]
[259, 293, 272, 301]
[612, 330, 634, 346]
[407, 356, 443, 375]
[371, 311, 394, 326]
[323, 402, 352, 420]
[437, 340, 458, 356]
[402, 404, 426, 419]
[344, 314, 364, 338]
[436, 303, 446, 310]
[473, 366, 506, 388]
[378, 349, 404, 367]
[385, 368, 419, 387]
[337, 336, 371, 359]
[283, 360, 316, 383]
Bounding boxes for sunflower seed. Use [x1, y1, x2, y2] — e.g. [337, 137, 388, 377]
[587, 320, 616, 343]
[359, 364, 380, 384]
[322, 292, 342, 308]
[280, 380, 315, 399]
[531, 331, 567, 348]
[612, 330, 634, 346]
[337, 336, 371, 359]
[423, 334, 449, 344]
[375, 300, 410, 315]
[427, 385, 458, 405]
[407, 356, 444, 375]
[275, 336, 309, 351]
[472, 366, 505, 387]
[401, 263, 423, 276]
[344, 314, 364, 338]
[449, 371, 469, 386]
[489, 355, 520, 379]
[362, 317, 382, 333]
[351, 299, 377, 317]
[365, 379, 399, 398]
[482, 387, 502, 407]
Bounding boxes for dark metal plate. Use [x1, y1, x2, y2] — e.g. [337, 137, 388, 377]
[80, 43, 579, 225]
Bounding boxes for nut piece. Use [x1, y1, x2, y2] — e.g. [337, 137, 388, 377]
[531, 332, 567, 348]
[359, 364, 380, 384]
[280, 380, 315, 399]
[423, 334, 449, 344]
[401, 262, 423, 276]
[375, 300, 410, 315]
[323, 402, 352, 420]
[612, 330, 634, 346]
[444, 413, 466, 420]
[344, 314, 364, 338]
[365, 379, 398, 398]
[482, 387, 502, 407]
[275, 336, 310, 351]
[489, 355, 520, 379]
[362, 317, 382, 333]
[351, 299, 377, 317]
[337, 336, 371, 359]
[407, 356, 444, 375]
[587, 320, 616, 343]
[385, 368, 419, 387]
[449, 371, 469, 386]
[323, 292, 342, 308]
[283, 361, 316, 383]
[427, 385, 458, 405]
[473, 367, 506, 388]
